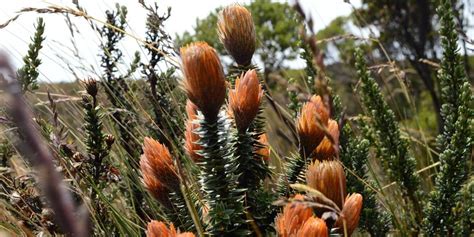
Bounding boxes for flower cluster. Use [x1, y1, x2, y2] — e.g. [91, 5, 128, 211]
[275, 195, 328, 237]
[297, 95, 330, 158]
[277, 92, 363, 235]
[143, 3, 364, 236]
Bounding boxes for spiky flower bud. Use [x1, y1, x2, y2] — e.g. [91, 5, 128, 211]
[335, 193, 363, 236]
[297, 95, 329, 157]
[83, 78, 98, 97]
[257, 133, 270, 162]
[181, 42, 226, 121]
[146, 221, 195, 237]
[217, 4, 256, 66]
[306, 160, 347, 209]
[298, 216, 329, 237]
[276, 194, 313, 237]
[140, 137, 179, 208]
[229, 69, 263, 132]
[314, 119, 339, 160]
[82, 95, 91, 108]
[105, 134, 115, 148]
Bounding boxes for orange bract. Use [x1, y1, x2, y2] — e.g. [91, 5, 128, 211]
[184, 120, 202, 162]
[181, 42, 226, 121]
[257, 133, 270, 162]
[297, 95, 329, 157]
[314, 119, 340, 161]
[275, 194, 313, 237]
[306, 160, 347, 209]
[184, 100, 202, 162]
[229, 69, 263, 132]
[297, 216, 328, 237]
[335, 193, 363, 236]
[140, 137, 179, 207]
[217, 4, 256, 66]
[185, 99, 198, 120]
[146, 221, 195, 237]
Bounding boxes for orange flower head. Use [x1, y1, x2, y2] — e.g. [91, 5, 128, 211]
[146, 221, 195, 237]
[297, 95, 329, 157]
[276, 194, 314, 237]
[257, 133, 270, 162]
[140, 138, 179, 207]
[181, 42, 226, 121]
[217, 4, 256, 65]
[306, 160, 347, 209]
[314, 119, 340, 160]
[229, 69, 263, 132]
[297, 216, 329, 237]
[335, 193, 363, 236]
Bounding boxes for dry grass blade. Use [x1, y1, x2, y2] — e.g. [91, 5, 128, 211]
[289, 183, 341, 213]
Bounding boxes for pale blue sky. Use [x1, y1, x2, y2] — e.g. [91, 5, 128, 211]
[0, 0, 368, 83]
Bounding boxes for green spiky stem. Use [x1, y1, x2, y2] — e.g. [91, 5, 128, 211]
[196, 112, 248, 236]
[424, 0, 473, 235]
[82, 93, 114, 228]
[299, 40, 318, 94]
[277, 152, 306, 197]
[233, 109, 275, 234]
[227, 63, 277, 234]
[340, 124, 389, 236]
[98, 5, 146, 221]
[18, 17, 44, 92]
[235, 108, 272, 188]
[452, 177, 474, 236]
[167, 191, 195, 231]
[355, 48, 423, 229]
[235, 132, 269, 189]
